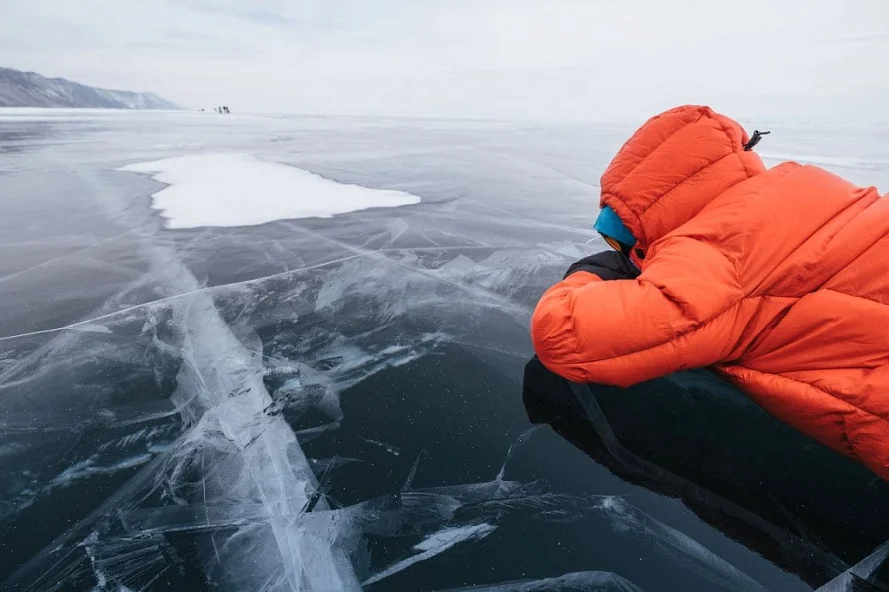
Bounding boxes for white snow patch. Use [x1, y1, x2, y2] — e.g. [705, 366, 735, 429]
[118, 153, 421, 229]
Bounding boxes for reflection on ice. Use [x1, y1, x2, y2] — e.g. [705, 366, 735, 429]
[523, 356, 889, 590]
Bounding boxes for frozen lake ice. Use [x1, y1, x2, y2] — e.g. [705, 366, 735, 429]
[1, 108, 888, 591]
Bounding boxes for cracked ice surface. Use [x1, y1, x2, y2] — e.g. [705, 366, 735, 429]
[1, 204, 362, 589]
[2, 110, 889, 591]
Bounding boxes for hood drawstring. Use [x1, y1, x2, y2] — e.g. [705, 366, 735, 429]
[744, 130, 771, 151]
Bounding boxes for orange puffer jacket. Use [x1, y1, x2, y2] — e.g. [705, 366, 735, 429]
[531, 105, 889, 481]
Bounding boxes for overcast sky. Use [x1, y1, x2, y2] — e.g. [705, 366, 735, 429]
[3, 0, 889, 121]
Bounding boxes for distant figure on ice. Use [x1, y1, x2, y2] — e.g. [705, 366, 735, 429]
[530, 105, 889, 481]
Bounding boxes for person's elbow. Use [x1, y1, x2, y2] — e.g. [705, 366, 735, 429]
[530, 288, 589, 383]
[530, 281, 671, 388]
[532, 300, 668, 388]
[531, 309, 641, 387]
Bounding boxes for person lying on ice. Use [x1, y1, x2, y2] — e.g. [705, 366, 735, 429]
[530, 105, 889, 481]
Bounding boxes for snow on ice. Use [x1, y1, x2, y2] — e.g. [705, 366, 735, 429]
[118, 153, 422, 229]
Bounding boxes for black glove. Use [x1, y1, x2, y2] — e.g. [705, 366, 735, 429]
[564, 250, 640, 281]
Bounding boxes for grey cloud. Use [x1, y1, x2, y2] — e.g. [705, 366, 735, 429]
[1, 0, 887, 121]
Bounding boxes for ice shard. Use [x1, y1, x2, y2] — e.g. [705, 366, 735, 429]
[816, 540, 889, 592]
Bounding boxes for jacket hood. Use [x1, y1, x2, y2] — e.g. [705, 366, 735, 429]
[600, 105, 767, 263]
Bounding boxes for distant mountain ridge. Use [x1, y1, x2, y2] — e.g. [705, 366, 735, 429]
[0, 67, 181, 109]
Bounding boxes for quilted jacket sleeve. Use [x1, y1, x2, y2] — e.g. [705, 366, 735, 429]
[530, 238, 743, 386]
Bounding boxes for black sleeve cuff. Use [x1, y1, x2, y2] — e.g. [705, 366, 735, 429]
[564, 250, 640, 281]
